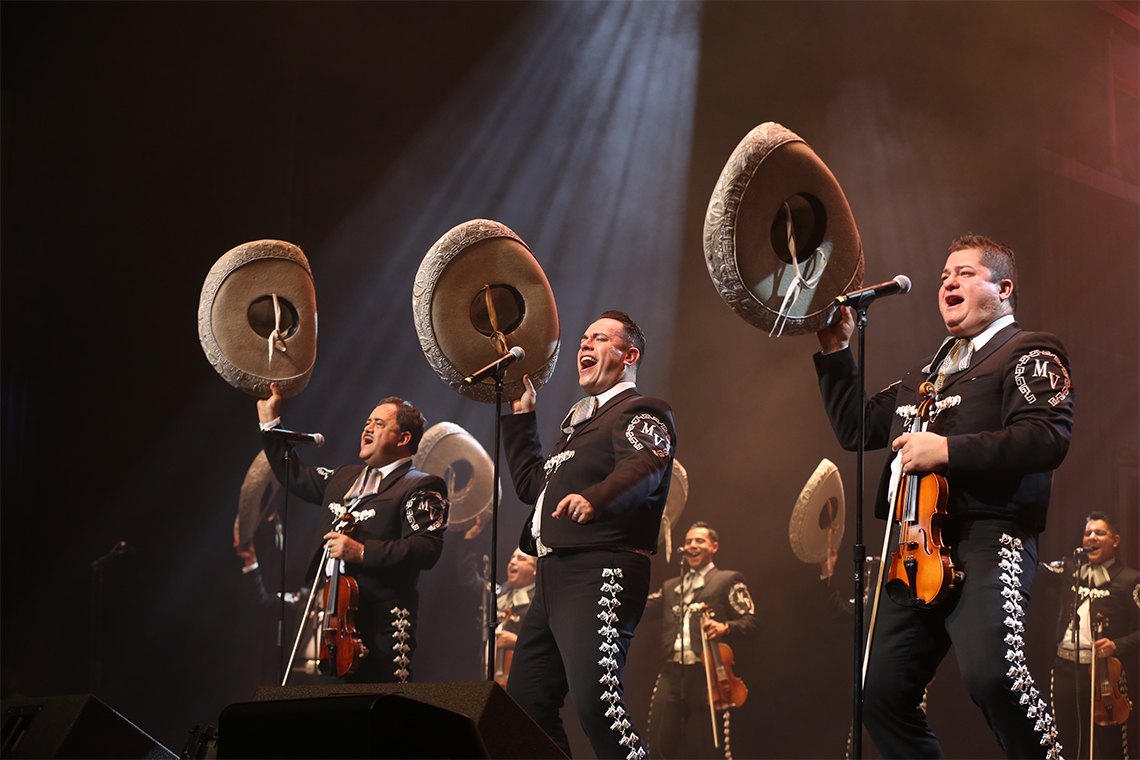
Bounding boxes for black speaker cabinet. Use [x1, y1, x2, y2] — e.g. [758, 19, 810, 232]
[0, 694, 176, 759]
[219, 681, 565, 759]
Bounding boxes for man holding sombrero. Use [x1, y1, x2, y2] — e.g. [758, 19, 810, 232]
[501, 309, 677, 759]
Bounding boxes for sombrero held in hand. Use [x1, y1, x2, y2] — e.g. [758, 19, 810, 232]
[413, 219, 560, 403]
[704, 122, 864, 337]
[198, 239, 317, 399]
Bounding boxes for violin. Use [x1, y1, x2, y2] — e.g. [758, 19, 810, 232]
[1092, 613, 1132, 727]
[886, 381, 963, 608]
[493, 604, 513, 688]
[318, 512, 368, 677]
[699, 605, 747, 711]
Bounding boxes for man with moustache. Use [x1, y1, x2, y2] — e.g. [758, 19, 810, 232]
[1048, 512, 1138, 759]
[647, 521, 758, 759]
[814, 234, 1074, 758]
[257, 382, 449, 683]
[502, 310, 677, 759]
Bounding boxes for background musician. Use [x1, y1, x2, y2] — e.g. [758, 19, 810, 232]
[257, 382, 449, 683]
[1048, 512, 1138, 759]
[494, 548, 537, 685]
[813, 234, 1074, 757]
[647, 521, 758, 759]
[459, 514, 537, 686]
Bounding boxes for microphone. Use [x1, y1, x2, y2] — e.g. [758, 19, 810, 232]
[264, 428, 325, 447]
[835, 275, 912, 308]
[464, 346, 526, 385]
[1073, 546, 1087, 558]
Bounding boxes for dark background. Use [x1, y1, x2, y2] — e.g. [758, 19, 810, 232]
[3, 2, 1137, 757]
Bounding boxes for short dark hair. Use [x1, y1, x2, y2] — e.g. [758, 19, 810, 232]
[948, 233, 1018, 311]
[379, 396, 426, 454]
[598, 309, 645, 365]
[687, 521, 719, 544]
[1084, 511, 1119, 535]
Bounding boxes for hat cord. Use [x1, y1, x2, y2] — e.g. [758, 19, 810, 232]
[770, 202, 827, 338]
[482, 284, 510, 356]
[267, 293, 288, 366]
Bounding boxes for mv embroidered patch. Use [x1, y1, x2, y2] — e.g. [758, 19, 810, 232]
[729, 582, 755, 615]
[1013, 349, 1071, 407]
[625, 413, 672, 458]
[405, 490, 448, 532]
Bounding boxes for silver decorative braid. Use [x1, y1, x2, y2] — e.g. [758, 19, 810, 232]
[597, 567, 644, 760]
[390, 606, 412, 684]
[722, 709, 735, 760]
[999, 534, 1063, 760]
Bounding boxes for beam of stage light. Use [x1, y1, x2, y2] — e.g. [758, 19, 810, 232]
[297, 0, 703, 439]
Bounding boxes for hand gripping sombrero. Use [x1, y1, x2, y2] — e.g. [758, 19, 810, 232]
[412, 421, 498, 526]
[704, 122, 864, 337]
[659, 459, 689, 560]
[789, 458, 846, 564]
[235, 450, 282, 546]
[413, 220, 560, 403]
[198, 239, 317, 399]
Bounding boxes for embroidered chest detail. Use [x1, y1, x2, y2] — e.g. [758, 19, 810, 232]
[327, 502, 377, 522]
[544, 450, 576, 477]
[895, 394, 961, 422]
[1072, 585, 1111, 601]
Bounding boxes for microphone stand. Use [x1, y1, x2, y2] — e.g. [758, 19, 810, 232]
[89, 540, 131, 695]
[278, 444, 294, 685]
[851, 304, 870, 759]
[485, 371, 505, 682]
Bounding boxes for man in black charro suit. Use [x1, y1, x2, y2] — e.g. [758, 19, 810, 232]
[814, 234, 1074, 758]
[1048, 511, 1139, 759]
[257, 382, 449, 683]
[647, 521, 758, 759]
[502, 309, 676, 759]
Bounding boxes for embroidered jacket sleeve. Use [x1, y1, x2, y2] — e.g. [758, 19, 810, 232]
[944, 332, 1073, 474]
[501, 411, 547, 505]
[261, 429, 336, 504]
[814, 347, 900, 451]
[360, 478, 449, 572]
[1110, 568, 1140, 664]
[720, 572, 760, 640]
[580, 398, 676, 517]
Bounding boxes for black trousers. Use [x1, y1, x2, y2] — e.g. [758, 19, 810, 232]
[864, 519, 1061, 758]
[648, 662, 724, 759]
[506, 548, 650, 759]
[1051, 658, 1134, 759]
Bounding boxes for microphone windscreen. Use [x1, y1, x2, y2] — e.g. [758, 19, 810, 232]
[313, 433, 326, 447]
[510, 346, 526, 360]
[894, 275, 913, 293]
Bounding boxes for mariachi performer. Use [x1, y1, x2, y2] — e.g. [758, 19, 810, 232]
[1047, 511, 1138, 759]
[647, 521, 758, 759]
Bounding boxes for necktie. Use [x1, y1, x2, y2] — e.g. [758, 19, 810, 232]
[1077, 563, 1111, 587]
[561, 396, 598, 435]
[347, 467, 382, 502]
[934, 338, 973, 391]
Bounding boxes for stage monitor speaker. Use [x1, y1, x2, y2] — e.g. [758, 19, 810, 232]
[219, 681, 565, 759]
[0, 694, 176, 759]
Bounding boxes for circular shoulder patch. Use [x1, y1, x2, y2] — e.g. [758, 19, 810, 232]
[1013, 349, 1071, 407]
[625, 413, 672, 458]
[729, 582, 755, 616]
[405, 490, 449, 533]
